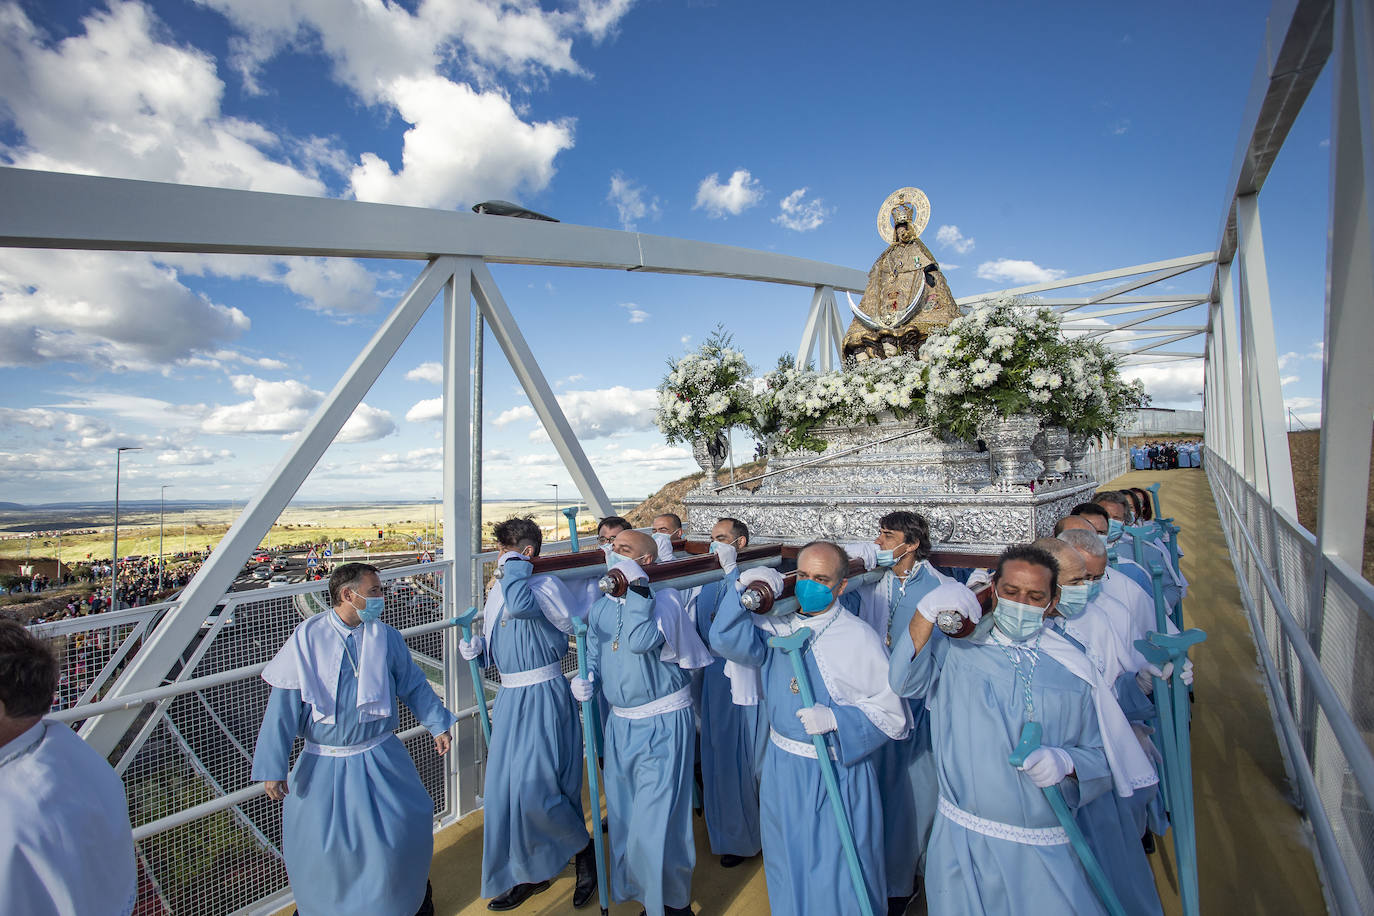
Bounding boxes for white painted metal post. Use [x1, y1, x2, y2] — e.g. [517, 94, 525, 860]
[1216, 262, 1244, 470]
[796, 285, 830, 369]
[469, 260, 613, 519]
[826, 292, 846, 369]
[80, 258, 459, 757]
[1235, 193, 1298, 515]
[441, 264, 480, 815]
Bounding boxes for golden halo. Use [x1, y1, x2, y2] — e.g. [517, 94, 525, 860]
[876, 187, 931, 245]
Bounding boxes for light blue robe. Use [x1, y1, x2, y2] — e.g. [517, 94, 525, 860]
[855, 564, 944, 897]
[479, 563, 587, 896]
[889, 622, 1113, 916]
[251, 622, 457, 916]
[1056, 625, 1164, 916]
[711, 595, 889, 916]
[694, 575, 766, 857]
[585, 586, 696, 914]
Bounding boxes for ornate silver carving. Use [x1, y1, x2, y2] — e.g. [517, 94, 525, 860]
[977, 414, 1040, 491]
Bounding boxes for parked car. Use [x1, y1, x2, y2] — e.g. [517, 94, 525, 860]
[252, 565, 271, 580]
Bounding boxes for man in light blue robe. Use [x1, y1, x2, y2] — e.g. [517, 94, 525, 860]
[711, 541, 909, 916]
[889, 545, 1157, 916]
[252, 562, 458, 916]
[845, 511, 949, 915]
[461, 518, 593, 910]
[690, 517, 766, 867]
[570, 530, 713, 916]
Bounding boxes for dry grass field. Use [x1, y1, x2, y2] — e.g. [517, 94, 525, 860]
[1288, 427, 1374, 582]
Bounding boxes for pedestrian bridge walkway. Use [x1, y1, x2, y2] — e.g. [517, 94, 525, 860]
[337, 468, 1327, 916]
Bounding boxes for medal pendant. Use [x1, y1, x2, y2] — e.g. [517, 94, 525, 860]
[885, 633, 892, 648]
[789, 677, 800, 695]
[612, 640, 620, 651]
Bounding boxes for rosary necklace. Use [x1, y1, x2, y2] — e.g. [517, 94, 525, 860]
[789, 610, 841, 694]
[991, 628, 1044, 723]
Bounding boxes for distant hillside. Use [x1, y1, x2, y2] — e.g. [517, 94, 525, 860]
[626, 459, 767, 529]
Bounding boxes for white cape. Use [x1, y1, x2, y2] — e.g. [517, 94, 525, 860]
[261, 610, 391, 724]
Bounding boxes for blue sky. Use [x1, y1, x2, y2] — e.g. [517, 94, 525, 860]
[0, 0, 1334, 505]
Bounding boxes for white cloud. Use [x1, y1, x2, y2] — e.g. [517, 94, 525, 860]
[556, 373, 585, 388]
[47, 391, 208, 428]
[348, 75, 574, 208]
[278, 257, 379, 314]
[607, 171, 660, 230]
[694, 169, 764, 218]
[406, 362, 444, 384]
[406, 397, 444, 422]
[975, 258, 1067, 286]
[0, 249, 251, 372]
[1277, 341, 1323, 370]
[493, 385, 657, 440]
[357, 447, 443, 475]
[1284, 395, 1322, 426]
[1112, 118, 1131, 136]
[157, 446, 233, 466]
[619, 302, 649, 323]
[1280, 375, 1300, 387]
[201, 374, 394, 442]
[0, 2, 327, 194]
[935, 224, 975, 254]
[180, 349, 289, 371]
[0, 406, 120, 448]
[773, 187, 829, 232]
[1121, 363, 1204, 407]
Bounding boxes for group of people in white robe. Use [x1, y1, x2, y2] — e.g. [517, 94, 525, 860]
[1, 483, 1190, 916]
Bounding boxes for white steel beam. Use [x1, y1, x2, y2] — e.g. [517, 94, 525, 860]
[1060, 300, 1208, 322]
[826, 291, 847, 371]
[0, 167, 867, 292]
[1235, 193, 1298, 515]
[1065, 324, 1205, 335]
[80, 257, 459, 757]
[1117, 332, 1205, 355]
[796, 286, 830, 369]
[816, 287, 836, 372]
[1088, 262, 1211, 303]
[957, 252, 1214, 302]
[470, 261, 613, 519]
[1217, 262, 1244, 468]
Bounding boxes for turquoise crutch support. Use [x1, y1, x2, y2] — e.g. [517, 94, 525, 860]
[767, 627, 875, 916]
[1008, 721, 1127, 916]
[562, 506, 581, 552]
[1145, 482, 1164, 520]
[452, 605, 492, 748]
[571, 618, 611, 916]
[1124, 525, 1152, 568]
[1133, 533, 1183, 630]
[1137, 630, 1207, 916]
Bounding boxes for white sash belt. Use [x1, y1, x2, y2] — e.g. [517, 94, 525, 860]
[769, 728, 837, 760]
[611, 684, 692, 720]
[303, 733, 390, 758]
[937, 796, 1069, 846]
[499, 661, 563, 689]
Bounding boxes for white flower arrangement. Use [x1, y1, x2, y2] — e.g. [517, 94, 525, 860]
[655, 327, 755, 445]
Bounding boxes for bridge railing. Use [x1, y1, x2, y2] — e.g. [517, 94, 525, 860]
[1206, 449, 1374, 916]
[30, 558, 484, 916]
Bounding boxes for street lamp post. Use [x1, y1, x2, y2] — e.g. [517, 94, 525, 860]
[158, 485, 171, 593]
[549, 484, 559, 545]
[112, 446, 142, 611]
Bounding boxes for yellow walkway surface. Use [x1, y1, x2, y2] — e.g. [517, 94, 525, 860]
[280, 468, 1328, 915]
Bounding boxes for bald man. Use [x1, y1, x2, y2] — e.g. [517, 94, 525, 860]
[571, 530, 712, 916]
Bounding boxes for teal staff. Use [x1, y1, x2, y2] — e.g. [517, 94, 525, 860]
[571, 618, 611, 916]
[452, 605, 492, 748]
[1008, 721, 1126, 916]
[562, 506, 580, 552]
[1145, 482, 1164, 520]
[1136, 630, 1206, 916]
[767, 627, 875, 916]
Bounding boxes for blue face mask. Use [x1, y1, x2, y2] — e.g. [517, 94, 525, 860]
[794, 578, 836, 614]
[1086, 580, 1103, 603]
[356, 595, 385, 623]
[1106, 519, 1124, 544]
[992, 595, 1048, 641]
[1057, 583, 1091, 619]
[874, 544, 910, 568]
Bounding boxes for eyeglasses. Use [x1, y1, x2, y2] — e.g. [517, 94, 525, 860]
[597, 535, 616, 545]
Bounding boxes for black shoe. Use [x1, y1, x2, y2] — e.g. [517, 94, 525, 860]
[887, 894, 912, 916]
[601, 816, 609, 834]
[637, 908, 694, 916]
[487, 881, 550, 911]
[573, 842, 598, 909]
[719, 853, 749, 868]
[415, 881, 435, 916]
[1142, 832, 1157, 855]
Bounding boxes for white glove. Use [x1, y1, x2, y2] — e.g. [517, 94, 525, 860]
[458, 636, 485, 661]
[737, 566, 785, 595]
[1018, 746, 1075, 787]
[1181, 658, 1194, 686]
[842, 542, 878, 571]
[611, 556, 648, 584]
[712, 542, 738, 573]
[796, 704, 838, 735]
[1135, 661, 1173, 695]
[570, 673, 595, 702]
[965, 569, 993, 592]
